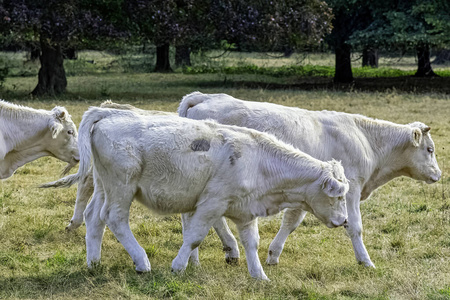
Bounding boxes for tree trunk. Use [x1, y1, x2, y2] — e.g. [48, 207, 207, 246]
[175, 46, 191, 67]
[362, 48, 378, 68]
[154, 44, 172, 72]
[32, 41, 67, 96]
[433, 49, 450, 65]
[415, 45, 438, 77]
[334, 42, 353, 83]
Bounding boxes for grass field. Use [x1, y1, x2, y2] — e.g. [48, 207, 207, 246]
[0, 57, 450, 299]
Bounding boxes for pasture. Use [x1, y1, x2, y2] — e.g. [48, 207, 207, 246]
[0, 71, 449, 299]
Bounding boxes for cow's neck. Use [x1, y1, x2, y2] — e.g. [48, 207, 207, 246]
[0, 145, 50, 179]
[257, 145, 323, 203]
[0, 104, 51, 179]
[0, 102, 49, 151]
[357, 119, 412, 199]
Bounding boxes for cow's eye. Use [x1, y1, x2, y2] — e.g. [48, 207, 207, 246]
[68, 130, 74, 135]
[427, 147, 434, 154]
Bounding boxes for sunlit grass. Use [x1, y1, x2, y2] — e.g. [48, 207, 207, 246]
[0, 71, 449, 299]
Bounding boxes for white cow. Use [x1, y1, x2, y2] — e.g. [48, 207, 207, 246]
[0, 100, 79, 179]
[40, 101, 175, 231]
[178, 91, 442, 268]
[74, 107, 349, 280]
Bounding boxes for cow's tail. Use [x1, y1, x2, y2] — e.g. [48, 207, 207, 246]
[78, 107, 131, 179]
[39, 173, 79, 188]
[177, 91, 206, 117]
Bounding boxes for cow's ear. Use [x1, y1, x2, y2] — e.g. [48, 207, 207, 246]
[52, 107, 68, 121]
[322, 177, 347, 198]
[50, 121, 63, 139]
[411, 127, 422, 147]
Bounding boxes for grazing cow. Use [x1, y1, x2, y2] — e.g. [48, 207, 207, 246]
[74, 107, 349, 280]
[178, 91, 441, 268]
[0, 100, 79, 179]
[40, 101, 175, 231]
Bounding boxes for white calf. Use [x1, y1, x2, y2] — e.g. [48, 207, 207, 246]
[76, 107, 349, 280]
[178, 91, 441, 268]
[40, 101, 175, 231]
[0, 100, 79, 179]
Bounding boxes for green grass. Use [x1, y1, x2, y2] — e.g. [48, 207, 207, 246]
[183, 64, 450, 77]
[0, 58, 449, 299]
[2, 50, 450, 79]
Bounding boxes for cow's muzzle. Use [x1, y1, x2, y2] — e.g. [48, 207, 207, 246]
[428, 172, 441, 184]
[331, 218, 348, 228]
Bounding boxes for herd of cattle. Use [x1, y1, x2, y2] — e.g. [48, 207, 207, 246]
[0, 92, 441, 280]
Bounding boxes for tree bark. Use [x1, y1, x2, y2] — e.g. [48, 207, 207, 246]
[433, 49, 450, 65]
[175, 46, 191, 67]
[334, 42, 353, 83]
[415, 45, 438, 77]
[31, 41, 67, 96]
[154, 44, 172, 72]
[362, 48, 378, 68]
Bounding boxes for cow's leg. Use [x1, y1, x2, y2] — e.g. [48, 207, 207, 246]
[102, 187, 151, 273]
[266, 208, 307, 265]
[84, 181, 106, 268]
[67, 170, 94, 231]
[234, 218, 268, 280]
[172, 204, 226, 273]
[181, 212, 201, 266]
[213, 217, 240, 264]
[346, 191, 375, 268]
[186, 216, 240, 265]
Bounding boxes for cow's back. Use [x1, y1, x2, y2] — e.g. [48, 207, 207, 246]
[185, 95, 374, 179]
[90, 115, 252, 214]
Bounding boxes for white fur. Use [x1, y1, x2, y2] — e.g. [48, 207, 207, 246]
[40, 101, 175, 231]
[75, 107, 349, 280]
[178, 92, 441, 268]
[0, 100, 79, 179]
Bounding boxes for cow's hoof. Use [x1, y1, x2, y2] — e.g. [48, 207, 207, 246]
[265, 257, 279, 266]
[87, 260, 101, 269]
[252, 274, 270, 281]
[225, 257, 239, 265]
[65, 220, 82, 232]
[189, 259, 201, 267]
[171, 268, 185, 274]
[134, 260, 151, 273]
[358, 261, 376, 268]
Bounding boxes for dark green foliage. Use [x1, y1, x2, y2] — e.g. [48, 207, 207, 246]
[350, 0, 450, 51]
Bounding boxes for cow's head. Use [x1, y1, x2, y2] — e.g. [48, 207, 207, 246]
[47, 107, 79, 172]
[304, 160, 349, 228]
[403, 122, 441, 184]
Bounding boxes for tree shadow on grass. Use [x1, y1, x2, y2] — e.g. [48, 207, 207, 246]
[222, 76, 450, 94]
[0, 266, 202, 299]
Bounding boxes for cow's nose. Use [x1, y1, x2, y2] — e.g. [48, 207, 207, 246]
[430, 172, 441, 183]
[331, 218, 347, 228]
